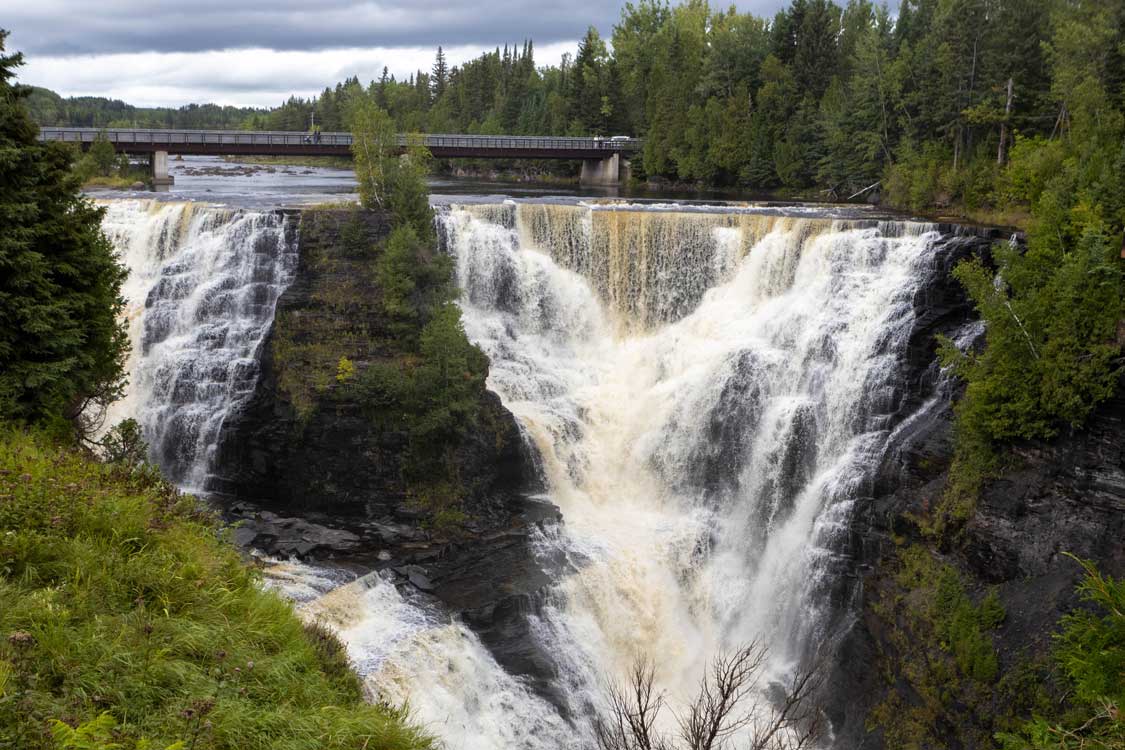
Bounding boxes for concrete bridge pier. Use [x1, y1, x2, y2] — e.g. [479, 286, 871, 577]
[580, 152, 630, 187]
[149, 150, 174, 186]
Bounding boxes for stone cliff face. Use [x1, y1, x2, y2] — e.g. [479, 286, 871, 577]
[215, 210, 530, 526]
[212, 209, 560, 695]
[824, 230, 1125, 749]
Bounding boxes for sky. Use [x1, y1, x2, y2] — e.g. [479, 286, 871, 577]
[4, 0, 800, 109]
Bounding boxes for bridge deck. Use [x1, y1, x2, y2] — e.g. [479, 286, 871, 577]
[37, 127, 641, 160]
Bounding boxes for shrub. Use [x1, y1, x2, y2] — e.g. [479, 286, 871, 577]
[941, 220, 1123, 445]
[375, 224, 454, 346]
[998, 558, 1124, 749]
[334, 356, 356, 384]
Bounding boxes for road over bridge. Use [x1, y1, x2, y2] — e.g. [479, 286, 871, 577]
[37, 127, 641, 187]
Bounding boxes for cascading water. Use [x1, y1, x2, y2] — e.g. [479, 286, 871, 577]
[99, 200, 297, 490]
[101, 195, 952, 748]
[269, 202, 948, 748]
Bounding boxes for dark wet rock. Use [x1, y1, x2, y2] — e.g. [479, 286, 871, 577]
[821, 228, 1124, 749]
[230, 508, 362, 558]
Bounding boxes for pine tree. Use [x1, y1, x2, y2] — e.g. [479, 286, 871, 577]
[431, 46, 449, 99]
[0, 30, 129, 430]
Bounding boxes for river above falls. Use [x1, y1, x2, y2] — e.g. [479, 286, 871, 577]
[85, 154, 917, 221]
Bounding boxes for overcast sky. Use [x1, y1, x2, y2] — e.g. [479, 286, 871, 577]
[5, 0, 802, 108]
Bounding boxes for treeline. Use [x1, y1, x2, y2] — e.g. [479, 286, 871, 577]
[26, 0, 1125, 202]
[252, 0, 1125, 203]
[245, 41, 570, 136]
[26, 86, 263, 129]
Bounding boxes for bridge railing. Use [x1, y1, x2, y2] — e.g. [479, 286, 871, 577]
[37, 127, 642, 152]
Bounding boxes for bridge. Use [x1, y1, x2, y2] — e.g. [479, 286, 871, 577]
[37, 127, 641, 187]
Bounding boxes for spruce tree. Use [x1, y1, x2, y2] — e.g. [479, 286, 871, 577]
[0, 30, 128, 430]
[431, 47, 449, 99]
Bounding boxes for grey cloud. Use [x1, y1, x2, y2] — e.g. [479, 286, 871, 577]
[6, 0, 794, 56]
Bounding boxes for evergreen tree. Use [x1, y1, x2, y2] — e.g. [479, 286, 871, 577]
[431, 47, 449, 99]
[0, 30, 129, 430]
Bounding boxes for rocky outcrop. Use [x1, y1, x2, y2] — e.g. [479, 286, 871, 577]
[822, 227, 1125, 748]
[213, 210, 531, 525]
[211, 208, 561, 695]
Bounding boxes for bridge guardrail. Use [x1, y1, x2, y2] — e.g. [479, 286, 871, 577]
[37, 127, 642, 152]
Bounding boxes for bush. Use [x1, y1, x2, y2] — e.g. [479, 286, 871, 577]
[0, 428, 432, 750]
[998, 558, 1124, 749]
[376, 224, 453, 346]
[941, 220, 1123, 445]
[999, 136, 1067, 206]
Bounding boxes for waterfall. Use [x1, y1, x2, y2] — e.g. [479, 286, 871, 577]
[100, 200, 298, 490]
[420, 202, 939, 744]
[100, 196, 950, 747]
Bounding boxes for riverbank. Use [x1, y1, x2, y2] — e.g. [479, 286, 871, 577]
[0, 427, 433, 750]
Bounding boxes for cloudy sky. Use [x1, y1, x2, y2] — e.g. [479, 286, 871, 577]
[6, 0, 799, 108]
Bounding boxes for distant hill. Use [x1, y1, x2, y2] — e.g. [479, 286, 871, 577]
[26, 86, 267, 130]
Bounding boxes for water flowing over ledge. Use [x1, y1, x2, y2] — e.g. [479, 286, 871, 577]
[100, 199, 298, 491]
[99, 197, 968, 749]
[431, 202, 945, 745]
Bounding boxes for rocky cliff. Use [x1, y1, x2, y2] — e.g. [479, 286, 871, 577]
[212, 209, 561, 694]
[823, 230, 1125, 749]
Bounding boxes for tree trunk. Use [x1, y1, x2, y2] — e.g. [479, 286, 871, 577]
[998, 77, 1014, 165]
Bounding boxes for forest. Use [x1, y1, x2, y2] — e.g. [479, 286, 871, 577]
[26, 0, 1125, 210]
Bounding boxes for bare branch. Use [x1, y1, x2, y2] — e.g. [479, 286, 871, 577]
[599, 643, 826, 750]
[595, 656, 672, 750]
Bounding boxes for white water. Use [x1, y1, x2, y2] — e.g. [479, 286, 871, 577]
[103, 197, 944, 747]
[277, 204, 941, 747]
[100, 200, 297, 490]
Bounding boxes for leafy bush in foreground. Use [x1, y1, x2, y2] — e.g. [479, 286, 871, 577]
[998, 558, 1124, 750]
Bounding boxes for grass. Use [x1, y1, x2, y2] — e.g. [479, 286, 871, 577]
[0, 427, 433, 750]
[81, 175, 147, 190]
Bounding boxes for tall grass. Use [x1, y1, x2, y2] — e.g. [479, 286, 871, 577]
[0, 428, 433, 750]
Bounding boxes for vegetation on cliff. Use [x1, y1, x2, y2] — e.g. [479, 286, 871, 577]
[863, 4, 1124, 744]
[998, 558, 1124, 750]
[348, 91, 495, 527]
[0, 429, 433, 750]
[260, 93, 498, 530]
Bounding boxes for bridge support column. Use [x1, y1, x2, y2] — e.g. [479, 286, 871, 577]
[150, 150, 174, 186]
[580, 153, 627, 187]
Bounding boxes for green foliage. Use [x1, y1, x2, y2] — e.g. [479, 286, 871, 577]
[0, 427, 432, 750]
[334, 357, 355, 384]
[356, 303, 488, 482]
[896, 547, 1006, 684]
[0, 31, 130, 433]
[51, 713, 184, 750]
[376, 224, 453, 346]
[98, 418, 150, 468]
[942, 223, 1123, 447]
[87, 131, 116, 177]
[869, 545, 1010, 748]
[349, 97, 434, 241]
[998, 557, 1125, 750]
